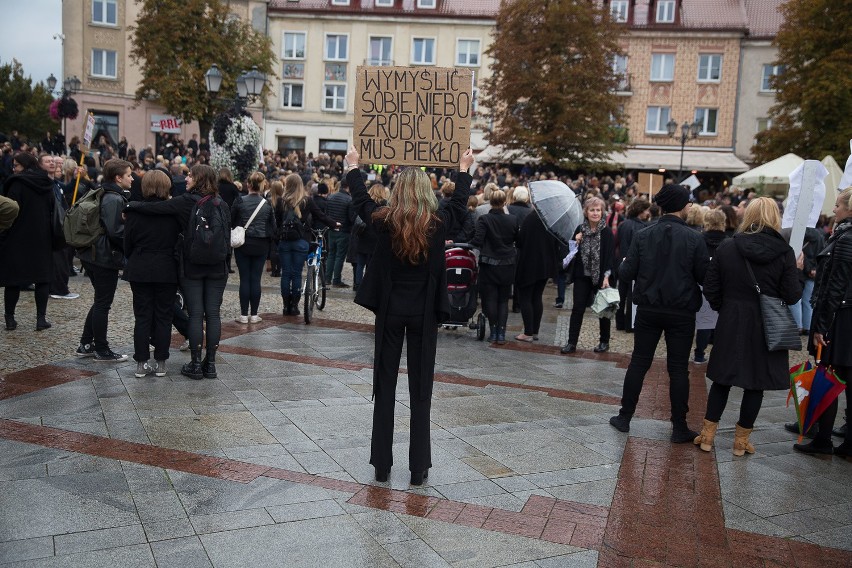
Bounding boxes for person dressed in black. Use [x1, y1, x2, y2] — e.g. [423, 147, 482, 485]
[560, 197, 616, 354]
[514, 208, 563, 342]
[345, 145, 475, 486]
[218, 167, 241, 274]
[614, 199, 650, 332]
[470, 189, 519, 344]
[609, 184, 710, 443]
[353, 183, 388, 291]
[123, 170, 182, 377]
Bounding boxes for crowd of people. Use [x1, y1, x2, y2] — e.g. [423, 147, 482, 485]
[1, 129, 849, 482]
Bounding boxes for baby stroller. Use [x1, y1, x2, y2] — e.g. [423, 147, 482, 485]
[443, 243, 486, 340]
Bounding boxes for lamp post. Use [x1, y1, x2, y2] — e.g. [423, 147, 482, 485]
[47, 73, 82, 152]
[666, 118, 702, 181]
[204, 64, 265, 112]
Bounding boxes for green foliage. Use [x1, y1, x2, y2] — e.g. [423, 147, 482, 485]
[0, 59, 58, 142]
[752, 0, 852, 163]
[129, 0, 276, 132]
[481, 0, 626, 168]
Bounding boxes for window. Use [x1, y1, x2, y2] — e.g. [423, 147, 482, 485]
[330, 0, 349, 5]
[375, 0, 394, 5]
[610, 0, 629, 22]
[91, 112, 119, 146]
[656, 0, 675, 22]
[650, 53, 675, 81]
[325, 34, 348, 61]
[761, 64, 784, 91]
[412, 38, 435, 65]
[281, 83, 304, 109]
[457, 39, 481, 66]
[92, 0, 117, 25]
[698, 54, 722, 82]
[612, 54, 629, 90]
[418, 0, 436, 8]
[277, 136, 305, 153]
[757, 118, 772, 132]
[368, 36, 393, 66]
[319, 139, 349, 154]
[646, 106, 671, 134]
[91, 49, 117, 78]
[694, 108, 718, 135]
[283, 32, 306, 59]
[323, 84, 346, 112]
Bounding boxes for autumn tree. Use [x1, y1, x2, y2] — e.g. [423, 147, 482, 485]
[481, 0, 626, 168]
[0, 59, 57, 143]
[129, 0, 275, 135]
[752, 0, 852, 163]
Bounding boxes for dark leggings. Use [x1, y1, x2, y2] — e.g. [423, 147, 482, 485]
[4, 284, 50, 318]
[705, 383, 764, 429]
[518, 279, 547, 335]
[480, 281, 511, 329]
[234, 249, 265, 316]
[568, 275, 611, 344]
[182, 277, 227, 354]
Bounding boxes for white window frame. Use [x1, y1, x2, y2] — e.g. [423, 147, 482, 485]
[330, 0, 350, 5]
[411, 37, 436, 66]
[697, 54, 722, 82]
[694, 108, 718, 135]
[757, 117, 773, 132]
[417, 0, 436, 8]
[324, 33, 349, 62]
[375, 0, 394, 5]
[368, 36, 393, 66]
[92, 0, 117, 25]
[91, 49, 117, 79]
[322, 83, 347, 112]
[281, 82, 304, 110]
[761, 64, 783, 92]
[646, 106, 672, 134]
[656, 0, 675, 23]
[456, 39, 481, 67]
[650, 53, 675, 82]
[282, 31, 307, 60]
[610, 0, 629, 22]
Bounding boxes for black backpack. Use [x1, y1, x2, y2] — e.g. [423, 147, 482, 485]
[186, 195, 229, 264]
[279, 206, 302, 241]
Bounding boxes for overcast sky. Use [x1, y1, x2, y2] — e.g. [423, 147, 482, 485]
[0, 0, 63, 88]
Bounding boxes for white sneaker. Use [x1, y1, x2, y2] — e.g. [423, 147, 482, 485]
[235, 315, 249, 324]
[50, 293, 80, 300]
[179, 339, 190, 352]
[249, 315, 263, 323]
[135, 361, 154, 378]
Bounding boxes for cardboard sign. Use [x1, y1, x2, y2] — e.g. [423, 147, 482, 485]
[354, 66, 473, 168]
[150, 115, 183, 133]
[83, 114, 96, 147]
[784, 160, 828, 258]
[637, 172, 663, 197]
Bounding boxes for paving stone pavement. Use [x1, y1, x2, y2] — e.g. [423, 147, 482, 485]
[0, 265, 849, 567]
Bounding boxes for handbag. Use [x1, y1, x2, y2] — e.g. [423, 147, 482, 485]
[230, 198, 266, 248]
[744, 259, 802, 352]
[591, 287, 620, 318]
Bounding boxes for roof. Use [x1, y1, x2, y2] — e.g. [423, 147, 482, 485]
[680, 0, 748, 30]
[268, 0, 501, 19]
[742, 0, 786, 38]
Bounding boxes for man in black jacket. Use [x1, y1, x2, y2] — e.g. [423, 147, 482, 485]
[325, 182, 354, 287]
[610, 184, 710, 442]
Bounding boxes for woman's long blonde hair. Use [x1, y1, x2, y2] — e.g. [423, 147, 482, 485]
[278, 173, 306, 218]
[738, 197, 781, 234]
[377, 168, 438, 265]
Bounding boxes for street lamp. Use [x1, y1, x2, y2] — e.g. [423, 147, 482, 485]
[667, 118, 702, 181]
[204, 64, 265, 110]
[47, 73, 82, 152]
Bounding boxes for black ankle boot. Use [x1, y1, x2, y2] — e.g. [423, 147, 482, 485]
[488, 325, 497, 342]
[36, 315, 52, 331]
[290, 294, 301, 316]
[375, 467, 389, 482]
[181, 349, 203, 380]
[282, 295, 290, 316]
[496, 326, 506, 345]
[5, 314, 17, 331]
[202, 349, 217, 379]
[410, 469, 429, 486]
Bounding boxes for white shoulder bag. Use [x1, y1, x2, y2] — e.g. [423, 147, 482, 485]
[230, 198, 266, 248]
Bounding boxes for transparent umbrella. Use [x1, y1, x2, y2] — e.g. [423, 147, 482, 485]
[529, 180, 583, 246]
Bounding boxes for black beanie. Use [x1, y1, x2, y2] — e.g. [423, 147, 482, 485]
[654, 184, 690, 213]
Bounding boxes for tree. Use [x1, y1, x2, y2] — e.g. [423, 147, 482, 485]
[129, 0, 276, 136]
[752, 0, 852, 163]
[481, 0, 626, 169]
[0, 59, 57, 143]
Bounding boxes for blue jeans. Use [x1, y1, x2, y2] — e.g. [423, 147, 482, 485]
[326, 231, 350, 284]
[278, 239, 309, 296]
[234, 249, 266, 316]
[556, 271, 568, 305]
[789, 279, 815, 330]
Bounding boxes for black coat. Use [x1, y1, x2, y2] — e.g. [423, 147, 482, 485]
[809, 218, 852, 367]
[508, 202, 533, 228]
[77, 184, 127, 270]
[218, 181, 241, 208]
[515, 210, 563, 287]
[704, 230, 728, 257]
[0, 170, 55, 285]
[616, 217, 646, 261]
[273, 196, 337, 242]
[355, 199, 386, 255]
[704, 230, 802, 390]
[571, 222, 616, 288]
[349, 168, 471, 400]
[123, 197, 182, 283]
[470, 209, 518, 264]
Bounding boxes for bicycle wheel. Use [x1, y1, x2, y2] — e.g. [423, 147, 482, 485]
[304, 265, 315, 324]
[317, 263, 327, 310]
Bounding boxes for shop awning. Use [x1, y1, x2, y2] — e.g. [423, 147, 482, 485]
[610, 148, 750, 173]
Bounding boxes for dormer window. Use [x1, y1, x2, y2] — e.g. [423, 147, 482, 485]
[417, 0, 436, 9]
[375, 0, 393, 6]
[656, 0, 675, 23]
[610, 0, 628, 23]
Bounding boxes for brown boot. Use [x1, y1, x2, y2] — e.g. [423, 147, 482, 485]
[733, 423, 755, 456]
[693, 419, 719, 452]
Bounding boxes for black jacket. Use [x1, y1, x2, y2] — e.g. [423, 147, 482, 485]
[311, 195, 330, 230]
[0, 170, 55, 285]
[516, 210, 563, 287]
[218, 180, 241, 208]
[231, 193, 276, 239]
[571, 222, 617, 288]
[704, 229, 802, 390]
[508, 202, 533, 228]
[470, 209, 518, 265]
[123, 197, 182, 284]
[78, 182, 127, 270]
[809, 219, 852, 366]
[274, 196, 337, 242]
[616, 217, 646, 261]
[620, 215, 709, 313]
[326, 191, 354, 232]
[704, 230, 728, 257]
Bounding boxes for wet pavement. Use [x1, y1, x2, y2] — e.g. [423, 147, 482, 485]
[0, 272, 849, 567]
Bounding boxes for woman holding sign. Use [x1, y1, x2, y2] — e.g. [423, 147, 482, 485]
[345, 145, 475, 486]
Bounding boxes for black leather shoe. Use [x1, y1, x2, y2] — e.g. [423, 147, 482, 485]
[560, 343, 576, 354]
[784, 422, 816, 438]
[375, 467, 389, 482]
[593, 342, 609, 353]
[794, 440, 834, 455]
[671, 427, 699, 443]
[410, 469, 429, 486]
[834, 442, 852, 457]
[833, 423, 847, 438]
[609, 414, 630, 433]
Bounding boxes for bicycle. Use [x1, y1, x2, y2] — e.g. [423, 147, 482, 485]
[303, 227, 328, 324]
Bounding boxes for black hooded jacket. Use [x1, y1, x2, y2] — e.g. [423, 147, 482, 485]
[0, 170, 56, 285]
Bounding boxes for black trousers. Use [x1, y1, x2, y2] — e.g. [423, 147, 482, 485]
[618, 308, 695, 424]
[616, 278, 634, 330]
[518, 279, 547, 335]
[50, 247, 71, 296]
[4, 284, 49, 318]
[80, 263, 120, 352]
[370, 313, 433, 473]
[130, 282, 178, 362]
[568, 275, 610, 344]
[705, 383, 764, 429]
[182, 276, 227, 353]
[814, 365, 851, 444]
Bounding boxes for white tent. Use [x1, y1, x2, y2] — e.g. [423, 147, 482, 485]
[821, 155, 844, 216]
[733, 153, 804, 193]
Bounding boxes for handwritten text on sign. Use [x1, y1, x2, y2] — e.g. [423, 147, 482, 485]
[354, 66, 473, 168]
